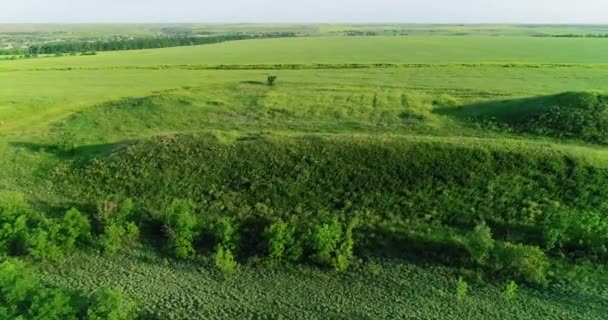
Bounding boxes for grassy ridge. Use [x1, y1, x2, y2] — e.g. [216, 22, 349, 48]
[440, 92, 608, 144]
[60, 135, 608, 261]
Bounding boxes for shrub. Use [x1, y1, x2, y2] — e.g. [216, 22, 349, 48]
[264, 220, 302, 263]
[0, 261, 76, 319]
[97, 198, 139, 254]
[212, 217, 238, 250]
[0, 261, 135, 319]
[97, 197, 135, 227]
[162, 199, 198, 258]
[27, 289, 77, 320]
[58, 208, 92, 251]
[492, 242, 548, 285]
[27, 225, 63, 262]
[100, 222, 140, 255]
[465, 223, 495, 265]
[310, 216, 343, 265]
[0, 214, 29, 257]
[309, 215, 358, 271]
[456, 277, 468, 301]
[504, 280, 518, 300]
[87, 288, 137, 320]
[0, 191, 30, 216]
[214, 246, 238, 274]
[267, 75, 277, 86]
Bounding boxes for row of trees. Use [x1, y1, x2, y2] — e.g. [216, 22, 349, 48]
[25, 33, 296, 55]
[535, 33, 608, 38]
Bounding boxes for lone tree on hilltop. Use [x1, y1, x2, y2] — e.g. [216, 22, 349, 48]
[267, 75, 277, 86]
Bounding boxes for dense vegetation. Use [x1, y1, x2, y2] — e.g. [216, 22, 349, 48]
[51, 135, 605, 282]
[0, 260, 136, 320]
[449, 92, 608, 143]
[25, 33, 296, 55]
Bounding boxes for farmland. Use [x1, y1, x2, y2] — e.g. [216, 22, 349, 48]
[1, 24, 608, 319]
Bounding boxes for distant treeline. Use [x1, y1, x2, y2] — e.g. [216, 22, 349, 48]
[534, 33, 608, 38]
[1, 32, 297, 55]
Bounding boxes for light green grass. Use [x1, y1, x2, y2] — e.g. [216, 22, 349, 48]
[3, 65, 608, 133]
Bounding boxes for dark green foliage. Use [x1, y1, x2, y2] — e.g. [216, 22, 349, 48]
[212, 217, 238, 251]
[0, 192, 91, 261]
[97, 198, 140, 254]
[527, 92, 608, 143]
[0, 260, 76, 319]
[87, 288, 136, 320]
[161, 199, 198, 258]
[26, 33, 296, 55]
[0, 260, 136, 320]
[491, 243, 548, 285]
[464, 223, 495, 265]
[460, 92, 608, 144]
[54, 135, 608, 282]
[63, 135, 608, 261]
[267, 75, 278, 86]
[59, 208, 92, 251]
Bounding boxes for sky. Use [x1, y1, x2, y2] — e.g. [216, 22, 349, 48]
[1, 0, 607, 24]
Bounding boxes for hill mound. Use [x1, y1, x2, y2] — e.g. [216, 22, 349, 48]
[439, 92, 608, 143]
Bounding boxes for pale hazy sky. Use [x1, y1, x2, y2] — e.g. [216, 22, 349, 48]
[1, 0, 607, 24]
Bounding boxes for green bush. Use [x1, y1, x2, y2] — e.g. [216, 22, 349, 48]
[0, 260, 136, 320]
[0, 260, 76, 319]
[309, 215, 358, 271]
[1, 193, 92, 261]
[27, 225, 63, 262]
[100, 222, 139, 255]
[456, 277, 468, 301]
[492, 242, 548, 285]
[97, 198, 139, 254]
[464, 223, 495, 265]
[264, 220, 302, 263]
[87, 288, 137, 320]
[59, 208, 92, 251]
[212, 217, 238, 250]
[504, 280, 518, 300]
[214, 246, 238, 274]
[161, 199, 198, 258]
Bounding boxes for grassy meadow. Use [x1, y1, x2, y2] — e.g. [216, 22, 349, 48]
[1, 25, 608, 319]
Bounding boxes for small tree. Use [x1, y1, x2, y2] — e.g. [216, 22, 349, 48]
[267, 75, 277, 86]
[264, 220, 302, 264]
[87, 288, 137, 320]
[465, 222, 495, 265]
[214, 246, 238, 274]
[456, 276, 468, 301]
[162, 199, 198, 259]
[504, 280, 518, 301]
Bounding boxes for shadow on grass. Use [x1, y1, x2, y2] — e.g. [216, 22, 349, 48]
[433, 93, 561, 123]
[240, 80, 267, 86]
[10, 141, 136, 160]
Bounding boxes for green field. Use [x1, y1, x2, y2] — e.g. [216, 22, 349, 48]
[1, 25, 608, 319]
[3, 36, 608, 70]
